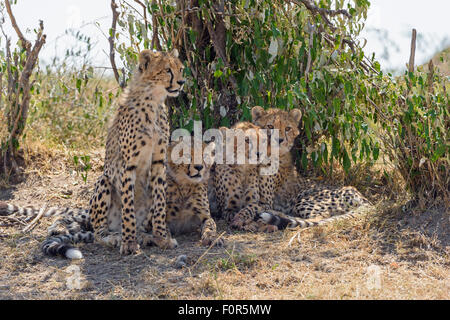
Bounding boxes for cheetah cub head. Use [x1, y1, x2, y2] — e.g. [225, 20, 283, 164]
[251, 106, 302, 156]
[168, 138, 215, 184]
[137, 49, 186, 97]
[219, 122, 271, 168]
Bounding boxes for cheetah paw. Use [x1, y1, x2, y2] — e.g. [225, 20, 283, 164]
[120, 240, 139, 255]
[138, 233, 155, 247]
[230, 215, 252, 231]
[257, 224, 278, 233]
[152, 236, 178, 249]
[201, 234, 225, 247]
[99, 234, 121, 247]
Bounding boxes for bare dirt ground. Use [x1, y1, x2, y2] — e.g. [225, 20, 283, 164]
[0, 153, 448, 300]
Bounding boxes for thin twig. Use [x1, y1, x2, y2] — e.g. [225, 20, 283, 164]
[205, 19, 237, 89]
[304, 22, 315, 77]
[133, 0, 148, 30]
[3, 5, 46, 175]
[156, 0, 170, 45]
[190, 231, 226, 269]
[287, 229, 303, 247]
[22, 202, 47, 233]
[0, 215, 27, 226]
[180, 0, 197, 78]
[6, 21, 46, 155]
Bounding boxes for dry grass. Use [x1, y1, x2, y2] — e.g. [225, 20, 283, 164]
[0, 149, 448, 300]
[421, 47, 450, 76]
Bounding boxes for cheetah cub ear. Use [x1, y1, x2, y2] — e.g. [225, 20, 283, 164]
[218, 126, 228, 135]
[171, 48, 179, 58]
[289, 108, 302, 124]
[203, 141, 216, 166]
[251, 106, 266, 122]
[138, 49, 154, 72]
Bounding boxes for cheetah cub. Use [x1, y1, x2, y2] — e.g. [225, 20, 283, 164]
[90, 49, 185, 255]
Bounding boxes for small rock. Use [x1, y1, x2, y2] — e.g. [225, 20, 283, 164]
[174, 255, 187, 269]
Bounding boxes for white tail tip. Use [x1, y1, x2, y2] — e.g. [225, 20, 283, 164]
[260, 212, 272, 222]
[66, 248, 83, 259]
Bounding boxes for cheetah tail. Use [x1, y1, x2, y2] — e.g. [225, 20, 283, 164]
[259, 204, 372, 230]
[258, 210, 318, 229]
[41, 231, 94, 259]
[0, 201, 85, 221]
[0, 201, 37, 216]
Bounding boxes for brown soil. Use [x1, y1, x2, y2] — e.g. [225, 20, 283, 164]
[0, 156, 448, 300]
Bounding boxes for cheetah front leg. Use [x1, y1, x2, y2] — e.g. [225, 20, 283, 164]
[230, 169, 264, 231]
[191, 185, 224, 247]
[230, 172, 278, 233]
[147, 153, 177, 249]
[89, 175, 121, 247]
[213, 166, 242, 223]
[118, 165, 140, 255]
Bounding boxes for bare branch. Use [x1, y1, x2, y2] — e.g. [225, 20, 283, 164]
[289, 0, 351, 32]
[179, 0, 196, 78]
[151, 0, 162, 50]
[156, 0, 170, 45]
[1, 4, 46, 176]
[205, 19, 237, 90]
[4, 0, 31, 51]
[109, 0, 124, 88]
[304, 22, 314, 77]
[408, 28, 417, 73]
[288, 0, 380, 77]
[7, 21, 46, 153]
[133, 0, 148, 30]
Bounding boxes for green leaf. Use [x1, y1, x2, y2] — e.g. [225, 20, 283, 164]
[76, 78, 82, 93]
[373, 143, 380, 161]
[342, 149, 351, 173]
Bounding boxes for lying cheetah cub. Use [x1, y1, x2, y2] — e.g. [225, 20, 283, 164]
[212, 122, 276, 232]
[165, 138, 224, 247]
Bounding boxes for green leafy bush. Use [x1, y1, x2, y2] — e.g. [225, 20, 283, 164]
[109, 0, 448, 204]
[112, 0, 379, 174]
[372, 61, 449, 204]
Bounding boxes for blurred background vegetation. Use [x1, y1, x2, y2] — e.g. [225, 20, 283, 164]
[0, 0, 448, 207]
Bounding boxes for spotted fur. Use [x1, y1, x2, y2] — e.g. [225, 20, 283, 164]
[251, 106, 371, 230]
[0, 139, 223, 258]
[87, 49, 189, 255]
[0, 202, 91, 258]
[211, 122, 277, 232]
[165, 138, 224, 247]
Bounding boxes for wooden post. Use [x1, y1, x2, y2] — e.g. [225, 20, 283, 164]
[408, 28, 417, 73]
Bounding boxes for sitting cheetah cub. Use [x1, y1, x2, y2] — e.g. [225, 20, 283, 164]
[90, 49, 185, 255]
